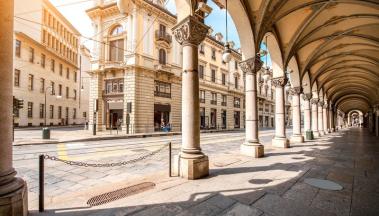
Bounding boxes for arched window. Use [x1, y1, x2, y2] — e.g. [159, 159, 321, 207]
[159, 49, 166, 65]
[110, 25, 124, 36]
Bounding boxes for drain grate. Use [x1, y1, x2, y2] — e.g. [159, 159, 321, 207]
[87, 182, 156, 206]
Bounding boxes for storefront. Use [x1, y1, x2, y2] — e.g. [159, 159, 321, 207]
[154, 104, 171, 131]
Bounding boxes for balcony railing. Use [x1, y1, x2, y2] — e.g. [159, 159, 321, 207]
[155, 30, 172, 44]
[102, 90, 123, 97]
[210, 100, 217, 105]
[234, 104, 241, 108]
[154, 91, 171, 98]
[155, 64, 172, 74]
[221, 102, 227, 106]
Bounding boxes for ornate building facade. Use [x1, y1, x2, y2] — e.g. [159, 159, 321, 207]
[86, 0, 279, 133]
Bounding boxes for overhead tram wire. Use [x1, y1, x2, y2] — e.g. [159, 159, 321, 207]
[15, 0, 95, 16]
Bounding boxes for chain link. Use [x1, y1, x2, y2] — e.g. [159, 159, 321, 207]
[43, 143, 169, 167]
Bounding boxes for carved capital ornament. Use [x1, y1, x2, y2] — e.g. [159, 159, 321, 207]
[310, 98, 319, 104]
[239, 56, 263, 75]
[172, 16, 209, 46]
[271, 77, 288, 87]
[288, 87, 303, 96]
[302, 93, 312, 100]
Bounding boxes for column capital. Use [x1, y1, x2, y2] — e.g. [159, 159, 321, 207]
[239, 56, 263, 75]
[172, 16, 209, 46]
[272, 76, 288, 87]
[323, 104, 328, 109]
[302, 93, 312, 100]
[318, 101, 325, 107]
[310, 98, 319, 104]
[288, 87, 303, 96]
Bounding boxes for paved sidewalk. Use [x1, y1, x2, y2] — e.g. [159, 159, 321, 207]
[28, 128, 379, 216]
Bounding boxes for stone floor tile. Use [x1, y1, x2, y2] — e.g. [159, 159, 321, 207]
[220, 203, 263, 216]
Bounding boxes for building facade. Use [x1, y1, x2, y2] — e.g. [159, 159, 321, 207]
[13, 0, 87, 127]
[86, 0, 277, 133]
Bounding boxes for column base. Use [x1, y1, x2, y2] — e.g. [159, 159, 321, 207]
[319, 130, 325, 136]
[272, 137, 289, 148]
[0, 178, 28, 216]
[173, 154, 209, 180]
[290, 135, 304, 143]
[240, 142, 264, 158]
[331, 128, 335, 132]
[313, 131, 321, 137]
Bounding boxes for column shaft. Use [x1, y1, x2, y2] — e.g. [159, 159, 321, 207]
[323, 106, 328, 133]
[318, 103, 324, 135]
[311, 99, 320, 137]
[290, 88, 304, 143]
[272, 77, 289, 148]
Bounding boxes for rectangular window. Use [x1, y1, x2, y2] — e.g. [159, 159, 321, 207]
[49, 105, 54, 119]
[40, 78, 45, 93]
[15, 40, 21, 57]
[28, 74, 34, 90]
[234, 97, 241, 108]
[74, 72, 77, 82]
[109, 39, 124, 61]
[65, 107, 69, 120]
[66, 87, 69, 98]
[222, 95, 227, 106]
[41, 54, 45, 68]
[200, 90, 205, 103]
[73, 108, 76, 119]
[14, 69, 20, 87]
[83, 112, 87, 118]
[154, 80, 171, 98]
[211, 92, 217, 105]
[222, 73, 226, 85]
[211, 69, 216, 82]
[211, 48, 216, 60]
[27, 102, 33, 118]
[73, 89, 77, 100]
[59, 64, 63, 76]
[29, 47, 34, 63]
[58, 84, 62, 96]
[51, 59, 55, 72]
[235, 61, 238, 70]
[235, 76, 239, 89]
[50, 81, 55, 95]
[58, 106, 62, 119]
[199, 43, 205, 54]
[39, 104, 44, 119]
[199, 65, 204, 79]
[66, 68, 69, 79]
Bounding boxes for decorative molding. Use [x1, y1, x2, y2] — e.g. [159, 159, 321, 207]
[172, 16, 209, 46]
[310, 98, 319, 104]
[271, 77, 288, 87]
[302, 93, 312, 100]
[318, 101, 325, 107]
[239, 56, 263, 75]
[288, 87, 303, 95]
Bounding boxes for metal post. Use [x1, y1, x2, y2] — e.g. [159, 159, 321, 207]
[39, 155, 44, 212]
[93, 112, 97, 135]
[169, 142, 172, 177]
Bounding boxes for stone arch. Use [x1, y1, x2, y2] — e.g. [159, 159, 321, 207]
[287, 56, 301, 88]
[264, 32, 285, 78]
[311, 81, 318, 99]
[302, 71, 311, 95]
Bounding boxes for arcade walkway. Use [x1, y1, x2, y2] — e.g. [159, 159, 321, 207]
[32, 128, 379, 216]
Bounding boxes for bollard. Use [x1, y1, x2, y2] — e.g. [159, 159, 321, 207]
[169, 142, 172, 177]
[39, 155, 44, 212]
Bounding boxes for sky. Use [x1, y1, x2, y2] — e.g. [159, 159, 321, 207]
[50, 0, 271, 66]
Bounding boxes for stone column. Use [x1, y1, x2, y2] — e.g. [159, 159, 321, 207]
[289, 87, 304, 143]
[0, 1, 28, 215]
[329, 107, 335, 132]
[323, 104, 329, 134]
[172, 16, 209, 179]
[318, 102, 325, 136]
[302, 94, 313, 139]
[240, 56, 264, 158]
[272, 77, 289, 148]
[311, 98, 320, 137]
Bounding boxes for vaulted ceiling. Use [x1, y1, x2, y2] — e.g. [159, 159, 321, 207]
[213, 0, 379, 114]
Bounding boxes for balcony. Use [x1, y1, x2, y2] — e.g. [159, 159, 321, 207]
[154, 64, 172, 74]
[155, 30, 172, 44]
[234, 104, 241, 108]
[154, 91, 171, 98]
[210, 100, 217, 105]
[102, 89, 123, 97]
[221, 102, 227, 106]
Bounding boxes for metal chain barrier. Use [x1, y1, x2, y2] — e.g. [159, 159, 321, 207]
[43, 142, 169, 168]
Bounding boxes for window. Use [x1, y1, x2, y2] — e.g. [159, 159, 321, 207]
[211, 69, 216, 82]
[235, 61, 238, 70]
[50, 81, 55, 95]
[73, 108, 76, 119]
[39, 104, 44, 119]
[66, 68, 69, 79]
[222, 95, 227, 106]
[211, 48, 216, 60]
[200, 90, 205, 103]
[65, 107, 69, 120]
[14, 69, 20, 87]
[83, 112, 87, 118]
[154, 80, 171, 98]
[235, 76, 239, 89]
[59, 64, 63, 76]
[29, 47, 34, 63]
[199, 65, 204, 79]
[40, 78, 45, 93]
[199, 43, 205, 54]
[110, 25, 124, 36]
[211, 92, 217, 105]
[66, 87, 69, 98]
[222, 73, 226, 85]
[28, 74, 34, 90]
[73, 89, 77, 100]
[58, 84, 62, 96]
[234, 97, 241, 108]
[159, 49, 166, 65]
[49, 105, 54, 119]
[27, 102, 33, 118]
[15, 40, 21, 57]
[74, 72, 77, 82]
[109, 39, 124, 61]
[41, 54, 46, 68]
[50, 59, 55, 72]
[159, 24, 166, 34]
[58, 106, 62, 119]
